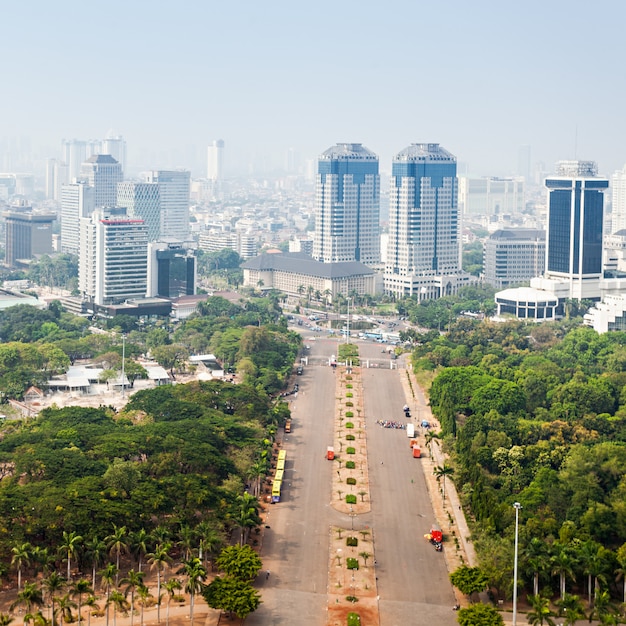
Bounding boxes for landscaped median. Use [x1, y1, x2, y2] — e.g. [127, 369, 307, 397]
[327, 350, 379, 626]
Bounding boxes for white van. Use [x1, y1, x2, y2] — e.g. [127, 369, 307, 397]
[406, 423, 415, 438]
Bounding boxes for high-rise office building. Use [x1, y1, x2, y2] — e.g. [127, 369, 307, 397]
[80, 155, 123, 208]
[384, 143, 465, 298]
[535, 160, 608, 301]
[147, 241, 196, 298]
[483, 228, 545, 288]
[117, 181, 161, 241]
[207, 140, 224, 181]
[60, 181, 94, 254]
[144, 170, 191, 240]
[312, 143, 380, 265]
[458, 176, 525, 217]
[79, 207, 148, 306]
[3, 208, 56, 267]
[101, 133, 127, 172]
[61, 139, 87, 182]
[611, 165, 626, 234]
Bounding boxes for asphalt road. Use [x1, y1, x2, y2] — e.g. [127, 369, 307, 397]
[248, 336, 457, 625]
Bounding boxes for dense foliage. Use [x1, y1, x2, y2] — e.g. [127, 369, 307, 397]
[417, 319, 626, 601]
[0, 380, 280, 560]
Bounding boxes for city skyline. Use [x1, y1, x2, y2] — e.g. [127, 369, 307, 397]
[2, 1, 626, 178]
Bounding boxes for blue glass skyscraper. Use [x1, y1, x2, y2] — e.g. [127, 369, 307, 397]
[384, 143, 462, 298]
[313, 143, 380, 265]
[544, 161, 608, 300]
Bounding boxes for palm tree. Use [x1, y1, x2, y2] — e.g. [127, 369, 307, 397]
[233, 493, 261, 546]
[196, 525, 223, 571]
[579, 540, 609, 606]
[554, 593, 585, 626]
[129, 529, 150, 572]
[42, 571, 66, 626]
[11, 581, 44, 615]
[0, 614, 13, 626]
[55, 594, 76, 626]
[523, 537, 549, 597]
[70, 579, 93, 626]
[107, 591, 129, 626]
[150, 526, 171, 547]
[164, 579, 182, 626]
[60, 531, 83, 581]
[551, 543, 576, 600]
[23, 612, 46, 626]
[177, 558, 207, 626]
[433, 464, 454, 503]
[136, 584, 152, 626]
[526, 594, 556, 626]
[84, 536, 106, 591]
[588, 589, 619, 625]
[120, 569, 144, 626]
[147, 544, 171, 623]
[424, 430, 441, 456]
[99, 563, 118, 626]
[177, 525, 196, 561]
[11, 541, 32, 591]
[83, 595, 100, 626]
[105, 525, 128, 586]
[247, 462, 266, 498]
[31, 546, 54, 578]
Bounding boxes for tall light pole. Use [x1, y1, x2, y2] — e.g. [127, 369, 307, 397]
[512, 502, 522, 626]
[121, 334, 126, 399]
[346, 297, 351, 345]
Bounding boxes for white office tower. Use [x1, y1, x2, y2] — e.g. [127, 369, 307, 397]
[60, 181, 94, 254]
[611, 165, 626, 234]
[80, 155, 123, 209]
[207, 139, 224, 181]
[385, 143, 465, 299]
[313, 143, 380, 265]
[101, 132, 127, 172]
[61, 139, 87, 181]
[45, 158, 68, 201]
[117, 181, 161, 241]
[79, 207, 148, 306]
[144, 170, 191, 240]
[458, 176, 525, 217]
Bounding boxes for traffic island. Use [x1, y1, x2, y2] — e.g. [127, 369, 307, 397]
[327, 362, 379, 626]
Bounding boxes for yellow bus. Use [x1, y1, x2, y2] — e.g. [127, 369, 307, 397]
[271, 480, 282, 503]
[276, 458, 285, 471]
[278, 449, 287, 462]
[274, 469, 284, 483]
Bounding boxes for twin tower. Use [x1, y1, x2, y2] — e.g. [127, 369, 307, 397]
[312, 142, 465, 299]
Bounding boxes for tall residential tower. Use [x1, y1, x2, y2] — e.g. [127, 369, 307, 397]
[313, 143, 380, 265]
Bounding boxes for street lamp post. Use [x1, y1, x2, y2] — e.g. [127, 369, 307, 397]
[512, 502, 522, 626]
[121, 333, 126, 399]
[346, 297, 351, 345]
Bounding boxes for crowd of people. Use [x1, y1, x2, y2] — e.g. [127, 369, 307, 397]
[376, 419, 406, 429]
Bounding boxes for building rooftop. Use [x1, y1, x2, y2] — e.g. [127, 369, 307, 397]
[394, 143, 455, 162]
[242, 252, 375, 278]
[319, 143, 378, 161]
[84, 154, 119, 164]
[496, 287, 558, 303]
[489, 228, 545, 241]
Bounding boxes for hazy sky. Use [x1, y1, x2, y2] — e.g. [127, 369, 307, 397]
[3, 0, 626, 177]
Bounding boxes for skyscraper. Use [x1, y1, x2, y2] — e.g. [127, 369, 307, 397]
[384, 143, 463, 298]
[543, 160, 608, 300]
[144, 170, 191, 240]
[117, 181, 161, 241]
[80, 155, 123, 208]
[79, 207, 148, 306]
[3, 208, 56, 267]
[61, 139, 87, 181]
[60, 181, 94, 255]
[313, 143, 380, 265]
[611, 165, 626, 234]
[207, 139, 224, 181]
